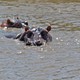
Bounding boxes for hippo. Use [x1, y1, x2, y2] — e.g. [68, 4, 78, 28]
[14, 26, 52, 46]
[0, 17, 28, 28]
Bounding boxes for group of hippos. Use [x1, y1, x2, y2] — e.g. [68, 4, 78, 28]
[0, 17, 52, 46]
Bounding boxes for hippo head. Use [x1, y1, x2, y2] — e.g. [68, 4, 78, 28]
[0, 18, 28, 28]
[24, 26, 52, 46]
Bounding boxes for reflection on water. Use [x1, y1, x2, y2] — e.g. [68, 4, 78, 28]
[0, 1, 80, 80]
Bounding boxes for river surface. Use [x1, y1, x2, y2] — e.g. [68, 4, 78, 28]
[0, 1, 80, 80]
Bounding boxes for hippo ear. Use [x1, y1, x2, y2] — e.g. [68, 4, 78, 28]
[46, 26, 51, 32]
[25, 27, 29, 31]
[24, 21, 28, 26]
[16, 17, 19, 19]
[7, 19, 11, 24]
[7, 19, 14, 25]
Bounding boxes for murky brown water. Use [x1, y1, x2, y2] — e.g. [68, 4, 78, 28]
[0, 1, 80, 80]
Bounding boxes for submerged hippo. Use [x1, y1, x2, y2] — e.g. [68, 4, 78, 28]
[0, 17, 28, 28]
[15, 26, 52, 46]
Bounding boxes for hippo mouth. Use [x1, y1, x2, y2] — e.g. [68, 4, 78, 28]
[26, 40, 43, 46]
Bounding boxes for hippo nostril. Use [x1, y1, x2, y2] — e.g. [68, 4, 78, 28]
[26, 42, 31, 46]
[35, 41, 43, 46]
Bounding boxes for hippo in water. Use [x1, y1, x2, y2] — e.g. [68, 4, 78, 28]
[14, 25, 52, 46]
[0, 17, 28, 28]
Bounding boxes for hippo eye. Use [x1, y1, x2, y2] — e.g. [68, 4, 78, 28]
[40, 30, 48, 40]
[27, 31, 33, 38]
